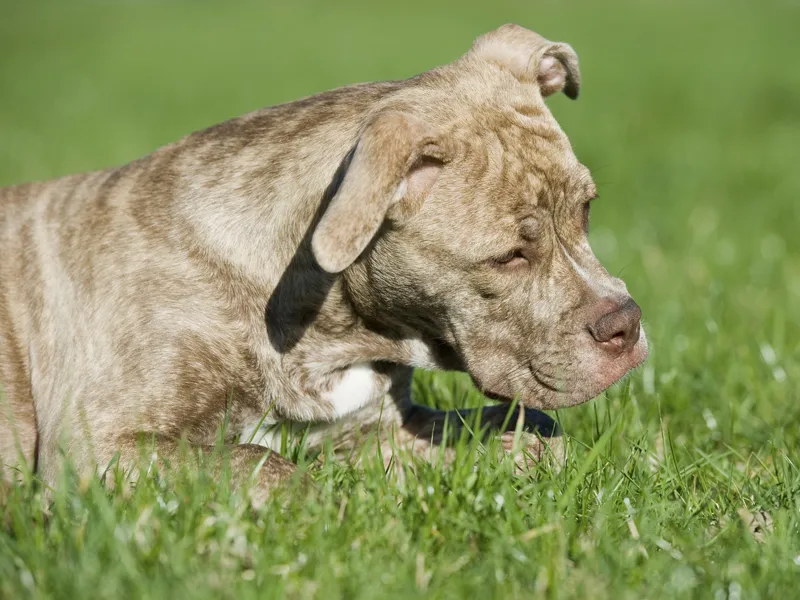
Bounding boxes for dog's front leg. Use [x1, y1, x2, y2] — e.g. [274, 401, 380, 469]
[399, 404, 565, 470]
[120, 436, 306, 506]
[40, 434, 302, 507]
[298, 371, 564, 472]
[285, 338, 564, 470]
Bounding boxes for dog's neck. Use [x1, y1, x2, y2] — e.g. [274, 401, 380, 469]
[271, 265, 446, 373]
[149, 88, 453, 416]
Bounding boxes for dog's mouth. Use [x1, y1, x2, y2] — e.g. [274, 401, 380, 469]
[528, 363, 564, 393]
[418, 338, 563, 438]
[477, 362, 567, 406]
[483, 390, 514, 402]
[473, 328, 649, 410]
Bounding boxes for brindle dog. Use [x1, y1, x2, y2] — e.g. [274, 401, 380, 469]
[0, 25, 647, 502]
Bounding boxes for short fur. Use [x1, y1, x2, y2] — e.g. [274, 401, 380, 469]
[0, 25, 647, 497]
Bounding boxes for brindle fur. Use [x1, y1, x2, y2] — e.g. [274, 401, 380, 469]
[0, 25, 647, 497]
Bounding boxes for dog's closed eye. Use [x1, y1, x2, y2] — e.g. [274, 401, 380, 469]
[489, 249, 529, 269]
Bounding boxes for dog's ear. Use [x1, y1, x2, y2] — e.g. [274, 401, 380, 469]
[312, 111, 444, 273]
[470, 24, 581, 99]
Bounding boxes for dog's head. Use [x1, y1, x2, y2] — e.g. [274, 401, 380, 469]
[312, 25, 647, 409]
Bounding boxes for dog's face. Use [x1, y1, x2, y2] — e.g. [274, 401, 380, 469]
[312, 25, 647, 409]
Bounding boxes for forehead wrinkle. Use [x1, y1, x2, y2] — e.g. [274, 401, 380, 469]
[485, 121, 532, 195]
[461, 107, 580, 215]
[462, 135, 490, 186]
[484, 129, 505, 181]
[525, 172, 541, 207]
[510, 102, 566, 144]
[502, 119, 574, 191]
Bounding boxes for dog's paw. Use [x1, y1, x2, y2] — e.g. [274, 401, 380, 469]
[499, 430, 566, 474]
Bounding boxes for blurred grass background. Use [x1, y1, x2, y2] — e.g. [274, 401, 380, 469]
[1, 0, 799, 598]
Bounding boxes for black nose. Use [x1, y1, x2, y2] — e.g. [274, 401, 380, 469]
[588, 297, 642, 353]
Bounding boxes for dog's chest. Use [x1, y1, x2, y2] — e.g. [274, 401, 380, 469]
[323, 362, 384, 418]
[238, 362, 387, 449]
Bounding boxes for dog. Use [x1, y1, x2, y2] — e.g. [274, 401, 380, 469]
[0, 25, 647, 500]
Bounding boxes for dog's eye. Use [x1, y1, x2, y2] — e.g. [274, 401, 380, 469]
[490, 249, 528, 269]
[582, 201, 591, 233]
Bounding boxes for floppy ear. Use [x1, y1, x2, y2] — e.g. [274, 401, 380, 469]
[311, 111, 443, 273]
[470, 24, 581, 99]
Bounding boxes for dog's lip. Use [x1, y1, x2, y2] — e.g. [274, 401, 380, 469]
[527, 363, 563, 393]
[480, 364, 563, 403]
[477, 331, 649, 407]
[483, 390, 513, 402]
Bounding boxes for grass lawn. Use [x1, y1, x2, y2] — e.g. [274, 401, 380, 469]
[1, 0, 799, 598]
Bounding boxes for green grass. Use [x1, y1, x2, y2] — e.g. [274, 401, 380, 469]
[1, 0, 799, 598]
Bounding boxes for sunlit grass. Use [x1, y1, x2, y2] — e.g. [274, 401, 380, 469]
[1, 0, 799, 597]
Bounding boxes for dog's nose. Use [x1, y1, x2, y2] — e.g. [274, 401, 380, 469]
[587, 297, 642, 353]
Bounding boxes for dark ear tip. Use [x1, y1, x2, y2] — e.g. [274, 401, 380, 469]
[564, 83, 580, 100]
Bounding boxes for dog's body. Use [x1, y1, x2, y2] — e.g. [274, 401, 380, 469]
[0, 26, 647, 497]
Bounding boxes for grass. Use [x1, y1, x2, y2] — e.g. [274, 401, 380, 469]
[1, 0, 799, 597]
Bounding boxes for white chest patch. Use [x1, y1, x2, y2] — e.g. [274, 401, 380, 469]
[238, 364, 382, 448]
[324, 362, 380, 418]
